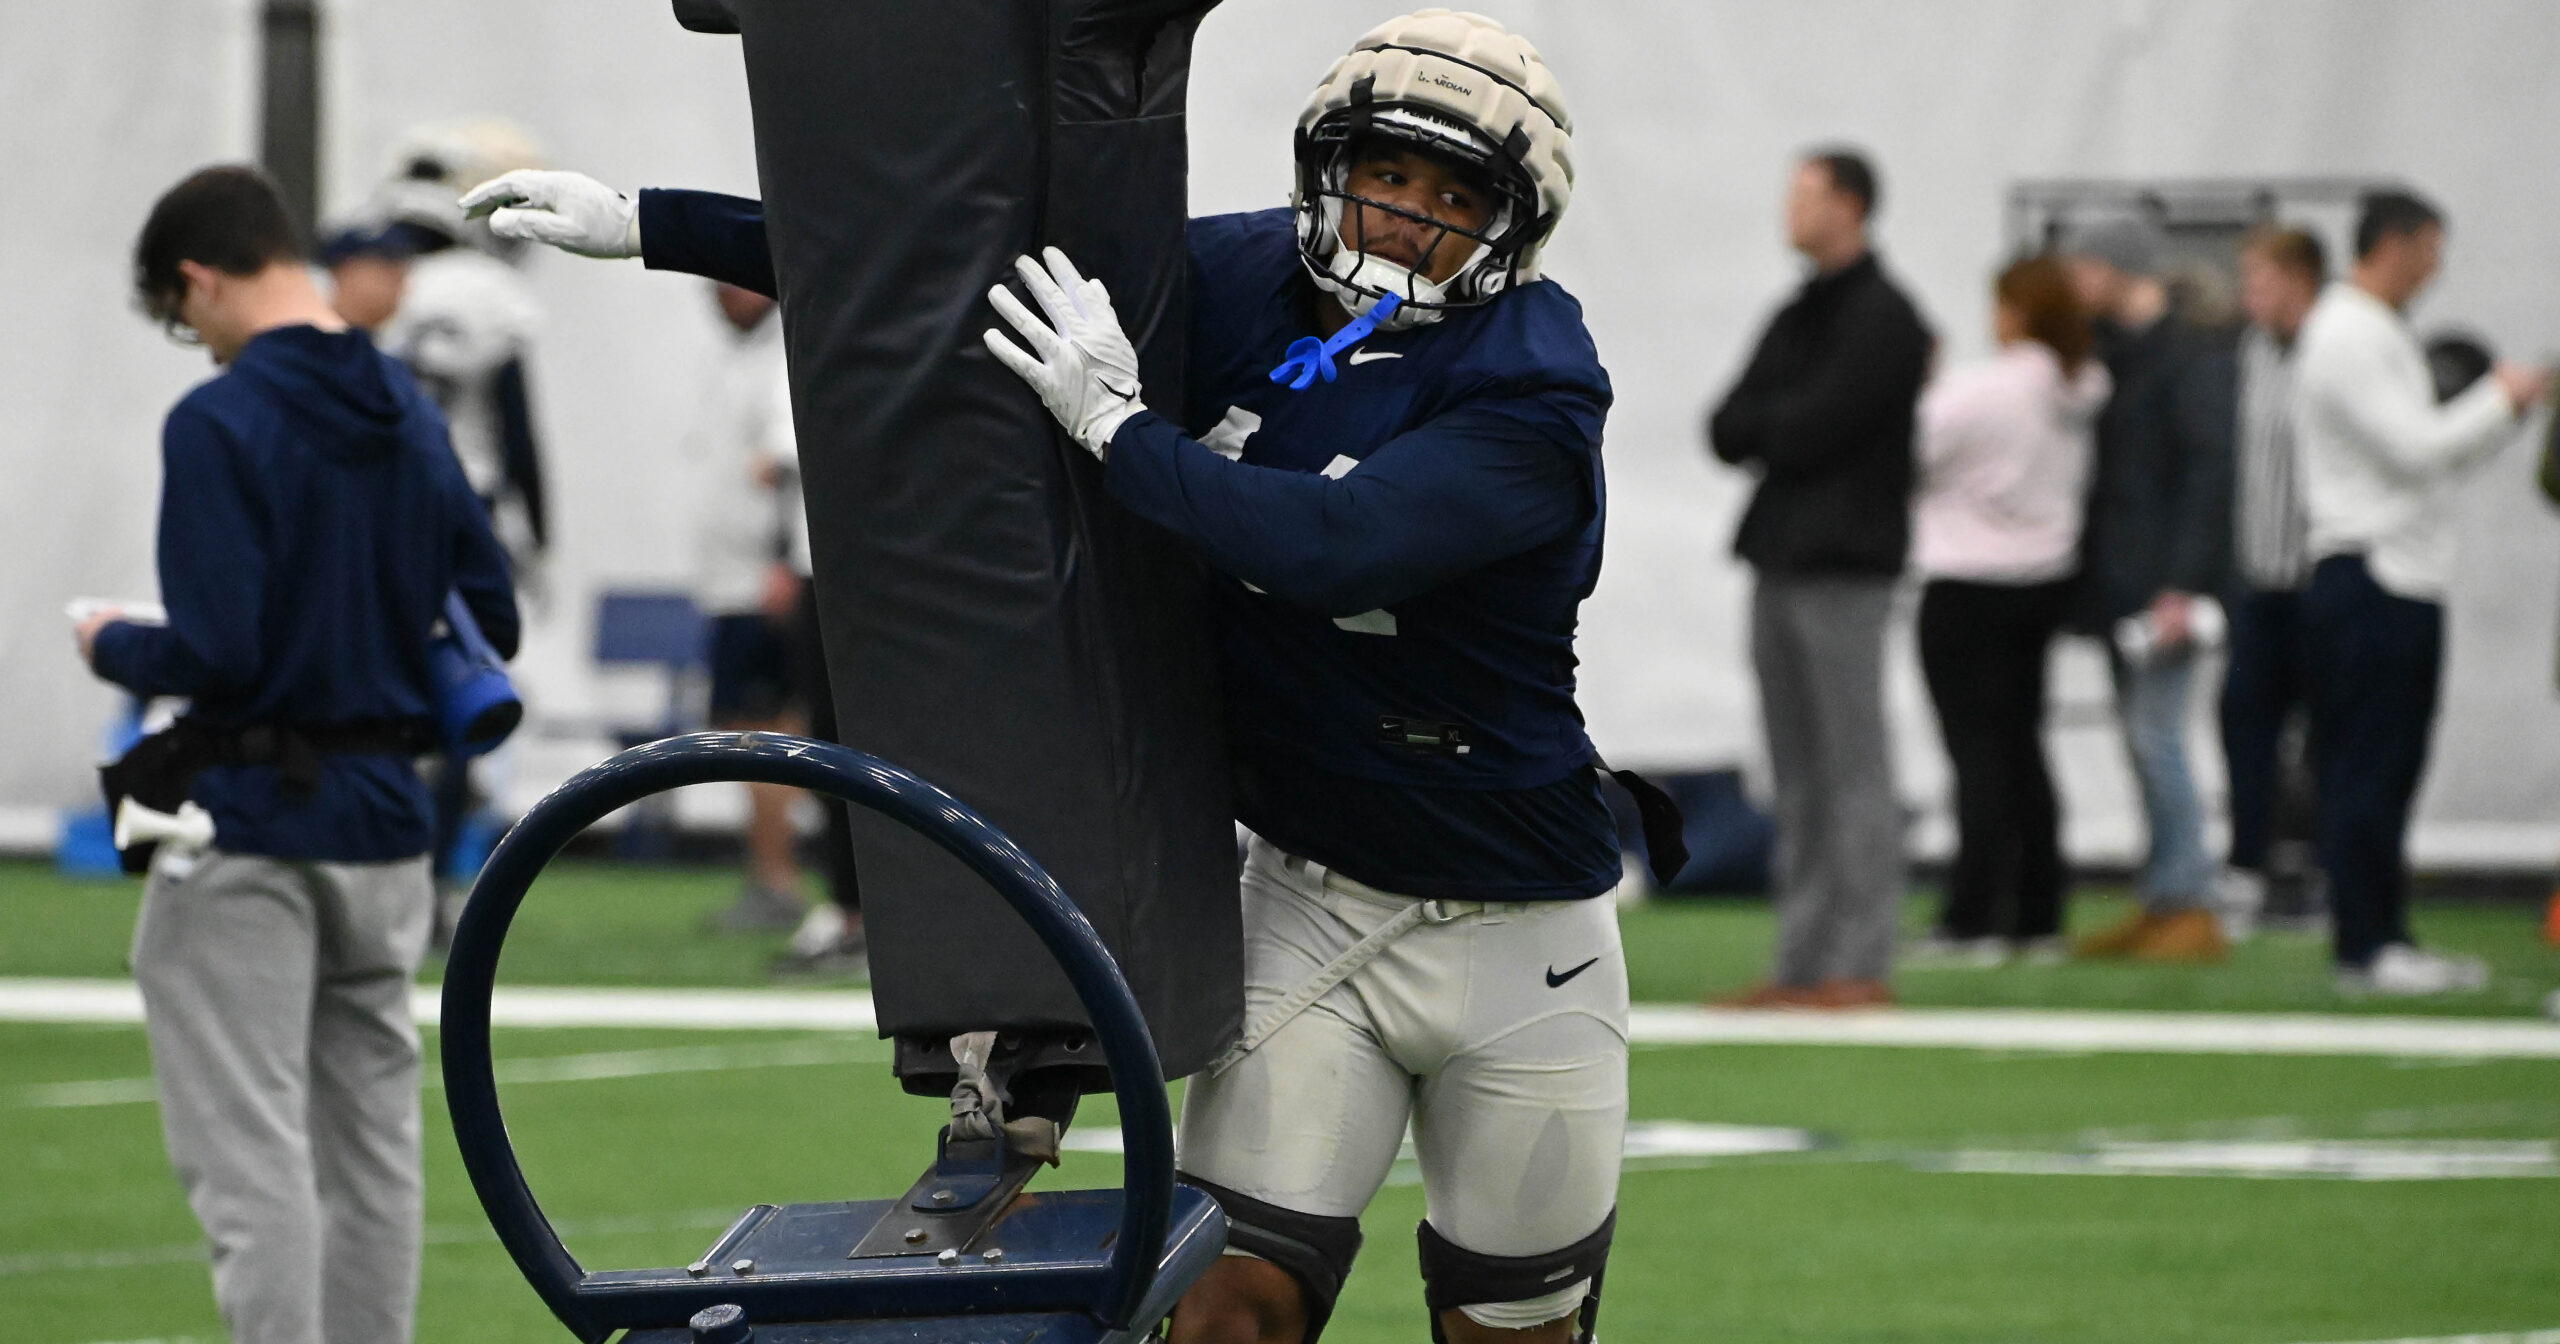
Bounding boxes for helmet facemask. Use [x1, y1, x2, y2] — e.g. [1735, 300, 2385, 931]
[1294, 104, 1549, 329]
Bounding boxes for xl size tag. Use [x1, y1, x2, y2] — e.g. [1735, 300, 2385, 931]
[1378, 715, 1471, 756]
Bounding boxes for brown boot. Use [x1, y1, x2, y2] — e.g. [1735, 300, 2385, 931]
[1811, 978, 1895, 1009]
[1712, 981, 1827, 1009]
[2072, 909, 2160, 959]
[2129, 907, 2228, 963]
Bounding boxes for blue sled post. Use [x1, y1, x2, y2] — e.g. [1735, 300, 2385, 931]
[440, 732, 1226, 1343]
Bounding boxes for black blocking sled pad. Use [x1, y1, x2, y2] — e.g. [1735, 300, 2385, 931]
[442, 733, 1227, 1342]
[679, 0, 1242, 1082]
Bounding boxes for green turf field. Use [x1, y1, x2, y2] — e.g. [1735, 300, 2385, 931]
[5, 859, 2558, 1343]
[13, 859, 2557, 1015]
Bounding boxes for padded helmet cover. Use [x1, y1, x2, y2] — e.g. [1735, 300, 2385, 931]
[1291, 8, 1575, 304]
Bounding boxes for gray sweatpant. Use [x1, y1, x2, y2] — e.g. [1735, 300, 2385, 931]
[1751, 573, 1906, 985]
[131, 848, 434, 1344]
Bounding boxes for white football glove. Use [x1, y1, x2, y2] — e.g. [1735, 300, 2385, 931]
[457, 169, 641, 259]
[982, 248, 1145, 460]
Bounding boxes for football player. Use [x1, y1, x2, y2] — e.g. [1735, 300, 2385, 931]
[463, 12, 1624, 1341]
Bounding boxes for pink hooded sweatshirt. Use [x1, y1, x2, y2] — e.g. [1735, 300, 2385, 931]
[1912, 341, 2112, 583]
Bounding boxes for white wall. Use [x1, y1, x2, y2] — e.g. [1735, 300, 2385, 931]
[0, 0, 260, 836]
[5, 0, 2556, 862]
[322, 0, 765, 738]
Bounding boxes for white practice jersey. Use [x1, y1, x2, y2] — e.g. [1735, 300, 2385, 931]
[683, 314, 807, 613]
[378, 248, 540, 500]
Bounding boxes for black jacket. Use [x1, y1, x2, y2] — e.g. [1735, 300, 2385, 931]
[2071, 307, 2237, 631]
[1708, 252, 1932, 576]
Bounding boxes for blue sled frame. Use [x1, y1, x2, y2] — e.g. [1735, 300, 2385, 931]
[440, 731, 1226, 1342]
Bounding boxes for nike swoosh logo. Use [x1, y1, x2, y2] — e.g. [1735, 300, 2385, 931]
[1347, 350, 1403, 364]
[1546, 957, 1600, 988]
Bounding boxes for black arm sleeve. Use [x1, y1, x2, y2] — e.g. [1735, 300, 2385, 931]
[1705, 315, 1784, 466]
[491, 356, 548, 552]
[637, 188, 776, 298]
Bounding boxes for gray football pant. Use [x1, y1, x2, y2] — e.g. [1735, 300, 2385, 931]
[1751, 573, 1907, 984]
[131, 849, 435, 1344]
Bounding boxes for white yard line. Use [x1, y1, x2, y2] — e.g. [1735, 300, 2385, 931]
[4, 978, 2558, 1058]
[1929, 1140, 2559, 1181]
[1624, 1004, 2560, 1059]
[0, 978, 879, 1032]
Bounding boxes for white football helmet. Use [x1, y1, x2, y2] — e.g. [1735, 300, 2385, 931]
[1291, 9, 1574, 327]
[370, 117, 547, 259]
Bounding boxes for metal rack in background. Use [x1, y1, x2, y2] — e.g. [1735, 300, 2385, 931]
[2006, 176, 2409, 309]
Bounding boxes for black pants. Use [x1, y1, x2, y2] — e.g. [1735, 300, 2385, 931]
[1918, 577, 2073, 940]
[2302, 555, 2441, 968]
[2219, 587, 2313, 872]
[788, 577, 863, 915]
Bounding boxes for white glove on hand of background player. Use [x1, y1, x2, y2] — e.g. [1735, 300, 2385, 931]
[983, 248, 1145, 460]
[458, 169, 640, 259]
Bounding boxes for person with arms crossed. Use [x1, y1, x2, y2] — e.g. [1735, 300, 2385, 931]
[462, 11, 1628, 1341]
[2293, 189, 2548, 995]
[78, 164, 517, 1344]
[1706, 147, 1933, 1007]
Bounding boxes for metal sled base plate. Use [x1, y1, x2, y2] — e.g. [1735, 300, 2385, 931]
[612, 1184, 1224, 1343]
[626, 1315, 1131, 1343]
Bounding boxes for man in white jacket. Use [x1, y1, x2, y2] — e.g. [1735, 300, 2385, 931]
[2292, 189, 2546, 995]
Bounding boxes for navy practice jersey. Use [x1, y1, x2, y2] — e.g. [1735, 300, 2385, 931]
[632, 192, 1622, 901]
[1102, 209, 1620, 900]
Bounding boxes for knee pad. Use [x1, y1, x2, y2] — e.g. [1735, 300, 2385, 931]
[1417, 1209, 1615, 1344]
[1180, 1172, 1365, 1343]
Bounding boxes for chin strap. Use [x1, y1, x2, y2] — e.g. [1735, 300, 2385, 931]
[1270, 292, 1403, 390]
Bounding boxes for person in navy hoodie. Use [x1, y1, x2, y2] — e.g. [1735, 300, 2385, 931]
[76, 164, 515, 1344]
[463, 12, 1630, 1341]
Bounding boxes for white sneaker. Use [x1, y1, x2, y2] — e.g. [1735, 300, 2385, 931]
[1906, 933, 2008, 970]
[710, 880, 809, 933]
[2213, 868, 2267, 943]
[2339, 943, 2489, 997]
[2010, 935, 2069, 967]
[788, 901, 849, 960]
